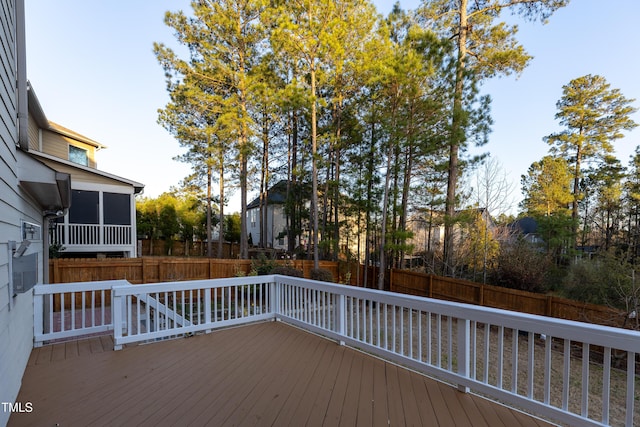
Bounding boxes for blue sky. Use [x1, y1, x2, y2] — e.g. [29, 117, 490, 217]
[25, 1, 640, 214]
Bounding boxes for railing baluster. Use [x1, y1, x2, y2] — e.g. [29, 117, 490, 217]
[375, 301, 380, 347]
[544, 336, 552, 405]
[436, 314, 442, 368]
[101, 289, 105, 326]
[70, 292, 76, 331]
[426, 312, 432, 365]
[448, 316, 453, 371]
[457, 317, 470, 393]
[48, 293, 53, 335]
[417, 311, 422, 362]
[581, 343, 589, 417]
[383, 303, 388, 350]
[126, 295, 132, 335]
[408, 308, 413, 359]
[392, 305, 397, 353]
[626, 351, 635, 427]
[562, 339, 571, 411]
[527, 331, 535, 399]
[511, 328, 518, 394]
[61, 293, 65, 332]
[81, 291, 86, 329]
[470, 320, 476, 379]
[497, 325, 504, 389]
[171, 291, 176, 328]
[400, 307, 405, 356]
[90, 291, 95, 328]
[136, 294, 141, 336]
[368, 299, 373, 345]
[483, 323, 490, 383]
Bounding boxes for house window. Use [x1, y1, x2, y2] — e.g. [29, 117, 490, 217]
[103, 192, 131, 225]
[69, 190, 99, 224]
[69, 145, 88, 166]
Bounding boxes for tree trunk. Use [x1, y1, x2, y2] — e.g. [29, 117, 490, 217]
[207, 160, 213, 258]
[364, 111, 376, 288]
[218, 161, 224, 259]
[443, 0, 468, 277]
[311, 64, 320, 269]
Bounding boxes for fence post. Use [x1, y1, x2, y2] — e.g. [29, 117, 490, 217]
[141, 257, 147, 284]
[457, 318, 470, 393]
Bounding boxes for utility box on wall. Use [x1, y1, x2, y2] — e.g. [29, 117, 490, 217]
[12, 252, 38, 294]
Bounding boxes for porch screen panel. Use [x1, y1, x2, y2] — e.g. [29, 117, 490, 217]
[69, 190, 99, 224]
[103, 192, 131, 225]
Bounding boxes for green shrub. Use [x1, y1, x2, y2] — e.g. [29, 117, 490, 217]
[562, 251, 633, 308]
[310, 268, 333, 282]
[251, 254, 278, 275]
[271, 266, 304, 278]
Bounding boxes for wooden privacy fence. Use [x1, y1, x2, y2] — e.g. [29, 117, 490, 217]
[390, 269, 631, 329]
[49, 257, 359, 286]
[48, 258, 631, 329]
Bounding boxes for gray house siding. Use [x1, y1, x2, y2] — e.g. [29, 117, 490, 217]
[0, 2, 42, 425]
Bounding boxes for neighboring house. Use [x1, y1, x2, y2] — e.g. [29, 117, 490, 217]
[508, 216, 543, 245]
[246, 180, 291, 251]
[407, 210, 445, 253]
[1, 1, 71, 424]
[26, 84, 144, 258]
[408, 208, 495, 253]
[246, 180, 366, 260]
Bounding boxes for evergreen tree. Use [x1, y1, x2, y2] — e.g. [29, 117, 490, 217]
[521, 155, 573, 217]
[545, 74, 638, 232]
[155, 0, 267, 259]
[417, 0, 568, 275]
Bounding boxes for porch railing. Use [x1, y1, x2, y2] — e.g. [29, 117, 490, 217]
[52, 223, 132, 246]
[34, 276, 639, 427]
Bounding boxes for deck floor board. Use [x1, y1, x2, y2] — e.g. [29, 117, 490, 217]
[10, 321, 555, 427]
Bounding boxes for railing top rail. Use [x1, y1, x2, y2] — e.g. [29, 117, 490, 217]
[33, 279, 132, 295]
[273, 275, 640, 352]
[111, 275, 275, 296]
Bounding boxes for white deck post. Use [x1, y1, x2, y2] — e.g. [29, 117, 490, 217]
[33, 287, 43, 347]
[204, 288, 212, 333]
[337, 294, 346, 345]
[270, 280, 280, 318]
[113, 286, 123, 350]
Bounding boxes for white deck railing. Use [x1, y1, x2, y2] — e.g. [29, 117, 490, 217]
[35, 276, 638, 427]
[53, 223, 132, 246]
[33, 280, 128, 344]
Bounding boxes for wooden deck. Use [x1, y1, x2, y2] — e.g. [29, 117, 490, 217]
[10, 321, 554, 426]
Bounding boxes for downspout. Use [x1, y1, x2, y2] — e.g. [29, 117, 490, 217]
[16, 0, 28, 150]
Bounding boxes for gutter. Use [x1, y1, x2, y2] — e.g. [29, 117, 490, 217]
[16, 0, 28, 150]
